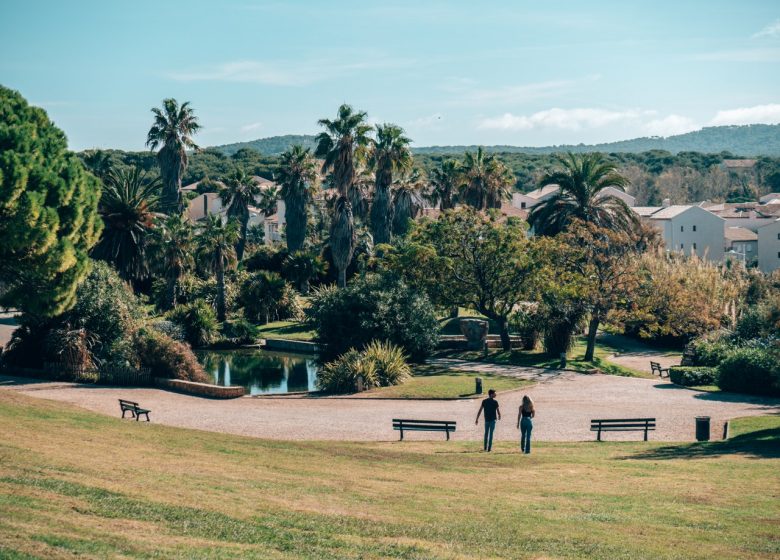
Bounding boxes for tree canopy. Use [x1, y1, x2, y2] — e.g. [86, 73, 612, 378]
[0, 86, 102, 316]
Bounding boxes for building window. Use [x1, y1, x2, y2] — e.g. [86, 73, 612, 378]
[680, 226, 684, 232]
[520, 202, 526, 209]
[680, 243, 684, 249]
[777, 233, 780, 240]
[693, 243, 697, 250]
[746, 245, 752, 252]
[693, 225, 697, 232]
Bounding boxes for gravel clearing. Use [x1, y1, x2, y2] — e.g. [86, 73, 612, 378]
[9, 372, 778, 443]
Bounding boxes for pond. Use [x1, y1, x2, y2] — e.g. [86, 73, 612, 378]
[197, 349, 319, 395]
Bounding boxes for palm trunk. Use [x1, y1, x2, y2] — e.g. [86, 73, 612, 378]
[300, 278, 309, 295]
[498, 317, 511, 351]
[165, 275, 178, 310]
[584, 315, 600, 362]
[338, 267, 347, 288]
[236, 215, 248, 262]
[449, 305, 459, 319]
[216, 257, 226, 322]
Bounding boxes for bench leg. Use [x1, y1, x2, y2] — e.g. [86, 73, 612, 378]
[597, 428, 602, 442]
[122, 410, 127, 418]
[400, 427, 404, 441]
[644, 427, 648, 442]
[446, 429, 450, 441]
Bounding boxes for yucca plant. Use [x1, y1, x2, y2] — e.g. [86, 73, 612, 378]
[317, 349, 379, 394]
[362, 340, 412, 386]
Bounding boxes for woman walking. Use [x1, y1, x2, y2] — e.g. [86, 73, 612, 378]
[517, 396, 535, 454]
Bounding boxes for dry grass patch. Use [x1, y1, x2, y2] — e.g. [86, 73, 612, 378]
[0, 391, 778, 559]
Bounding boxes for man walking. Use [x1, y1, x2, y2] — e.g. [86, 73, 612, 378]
[475, 389, 501, 452]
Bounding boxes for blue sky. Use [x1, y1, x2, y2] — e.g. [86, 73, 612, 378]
[2, 0, 779, 151]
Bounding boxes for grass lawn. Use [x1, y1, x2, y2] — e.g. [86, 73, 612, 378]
[256, 320, 316, 341]
[441, 336, 652, 378]
[1, 392, 778, 559]
[362, 364, 533, 398]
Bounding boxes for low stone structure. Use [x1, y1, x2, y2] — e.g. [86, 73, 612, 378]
[459, 319, 489, 350]
[154, 378, 245, 399]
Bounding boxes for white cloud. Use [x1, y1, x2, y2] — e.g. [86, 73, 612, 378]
[478, 107, 652, 131]
[710, 104, 780, 126]
[241, 121, 263, 132]
[752, 19, 780, 38]
[642, 115, 700, 137]
[169, 57, 415, 86]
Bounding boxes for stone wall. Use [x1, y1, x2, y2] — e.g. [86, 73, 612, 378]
[154, 378, 245, 399]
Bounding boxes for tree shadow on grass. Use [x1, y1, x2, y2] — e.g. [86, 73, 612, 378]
[622, 425, 780, 460]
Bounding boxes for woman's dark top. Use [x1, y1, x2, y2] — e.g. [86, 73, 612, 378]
[521, 409, 534, 418]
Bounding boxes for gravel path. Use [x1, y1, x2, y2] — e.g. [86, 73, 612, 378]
[598, 332, 682, 374]
[9, 372, 778, 443]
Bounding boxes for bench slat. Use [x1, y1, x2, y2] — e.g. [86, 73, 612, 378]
[393, 426, 457, 431]
[392, 419, 455, 424]
[591, 418, 655, 423]
[591, 427, 656, 431]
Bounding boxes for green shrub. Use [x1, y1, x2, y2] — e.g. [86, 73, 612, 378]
[317, 349, 378, 394]
[244, 246, 288, 273]
[362, 340, 412, 386]
[63, 261, 142, 362]
[239, 271, 301, 325]
[669, 366, 718, 387]
[717, 346, 780, 396]
[306, 274, 439, 363]
[221, 318, 259, 345]
[509, 304, 541, 350]
[134, 328, 209, 383]
[690, 336, 734, 367]
[167, 300, 219, 347]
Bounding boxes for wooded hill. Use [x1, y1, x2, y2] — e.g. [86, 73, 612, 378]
[212, 124, 780, 158]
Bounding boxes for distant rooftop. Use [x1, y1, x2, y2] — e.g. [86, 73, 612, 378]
[724, 227, 758, 242]
[722, 159, 757, 169]
[647, 205, 693, 219]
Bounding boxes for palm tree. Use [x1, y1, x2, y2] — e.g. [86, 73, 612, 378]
[392, 168, 426, 237]
[528, 152, 637, 236]
[283, 250, 327, 294]
[91, 166, 160, 284]
[257, 186, 280, 218]
[197, 214, 239, 322]
[460, 147, 514, 210]
[81, 149, 113, 180]
[276, 145, 318, 253]
[315, 104, 372, 287]
[368, 124, 412, 244]
[149, 214, 194, 310]
[220, 167, 262, 262]
[427, 158, 461, 210]
[146, 98, 201, 216]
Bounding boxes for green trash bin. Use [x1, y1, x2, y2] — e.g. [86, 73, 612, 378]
[695, 416, 711, 441]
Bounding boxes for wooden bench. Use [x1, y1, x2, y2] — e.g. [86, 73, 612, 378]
[591, 418, 656, 441]
[392, 419, 456, 441]
[119, 399, 151, 422]
[650, 361, 670, 377]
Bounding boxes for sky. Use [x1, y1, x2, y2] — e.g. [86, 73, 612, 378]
[2, 0, 780, 151]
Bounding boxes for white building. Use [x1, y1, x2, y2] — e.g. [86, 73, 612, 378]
[757, 219, 780, 274]
[512, 184, 635, 210]
[511, 185, 560, 210]
[645, 205, 725, 262]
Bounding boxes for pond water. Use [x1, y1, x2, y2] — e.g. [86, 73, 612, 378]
[197, 349, 319, 395]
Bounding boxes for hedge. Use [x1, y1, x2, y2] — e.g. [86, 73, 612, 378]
[669, 366, 718, 387]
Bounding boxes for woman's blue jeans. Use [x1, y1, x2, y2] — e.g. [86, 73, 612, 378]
[520, 417, 533, 453]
